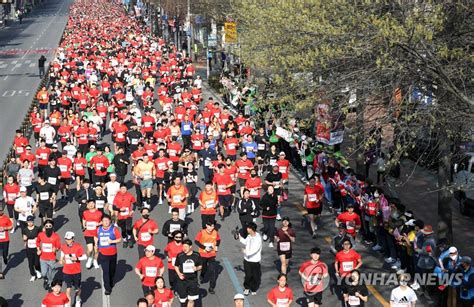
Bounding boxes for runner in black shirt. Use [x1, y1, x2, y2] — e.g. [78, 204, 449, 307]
[174, 239, 202, 306]
[35, 177, 56, 221]
[21, 216, 42, 281]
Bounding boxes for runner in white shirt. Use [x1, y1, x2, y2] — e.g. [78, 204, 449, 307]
[390, 274, 417, 307]
[63, 142, 77, 160]
[39, 121, 56, 146]
[105, 174, 121, 206]
[14, 187, 37, 231]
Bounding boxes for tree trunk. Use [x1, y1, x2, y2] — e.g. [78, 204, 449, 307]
[437, 128, 453, 245]
[355, 95, 366, 177]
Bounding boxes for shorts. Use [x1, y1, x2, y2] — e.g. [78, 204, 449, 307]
[218, 195, 232, 207]
[230, 185, 236, 194]
[94, 174, 107, 184]
[84, 236, 95, 245]
[60, 177, 72, 185]
[305, 291, 323, 305]
[39, 204, 53, 219]
[155, 177, 164, 185]
[176, 279, 199, 302]
[307, 207, 322, 216]
[39, 103, 48, 110]
[140, 179, 153, 189]
[63, 273, 81, 289]
[238, 178, 246, 188]
[277, 251, 292, 259]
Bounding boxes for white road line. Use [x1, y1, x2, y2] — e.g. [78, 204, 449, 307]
[0, 64, 7, 69]
[29, 63, 36, 68]
[24, 60, 31, 64]
[3, 76, 7, 81]
[11, 60, 17, 64]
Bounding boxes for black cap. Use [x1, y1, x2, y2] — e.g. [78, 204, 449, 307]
[27, 215, 35, 222]
[282, 216, 290, 222]
[310, 247, 321, 254]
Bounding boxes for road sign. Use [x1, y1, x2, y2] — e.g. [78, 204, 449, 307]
[224, 22, 237, 43]
[208, 34, 217, 47]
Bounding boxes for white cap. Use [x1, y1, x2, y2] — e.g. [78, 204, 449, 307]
[109, 173, 117, 177]
[20, 186, 27, 192]
[279, 151, 286, 156]
[234, 293, 245, 300]
[449, 246, 458, 254]
[64, 231, 75, 239]
[145, 245, 156, 252]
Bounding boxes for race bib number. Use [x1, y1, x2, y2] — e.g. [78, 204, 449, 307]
[131, 138, 139, 145]
[239, 167, 247, 174]
[258, 144, 265, 150]
[276, 298, 289, 306]
[204, 159, 211, 167]
[140, 232, 152, 241]
[99, 236, 110, 246]
[308, 194, 317, 202]
[169, 149, 176, 156]
[27, 239, 37, 248]
[86, 221, 97, 230]
[40, 192, 49, 201]
[145, 267, 158, 277]
[182, 262, 195, 273]
[96, 163, 104, 169]
[172, 195, 181, 203]
[96, 200, 104, 209]
[0, 231, 5, 240]
[40, 153, 47, 160]
[246, 146, 254, 153]
[120, 208, 129, 216]
[342, 261, 354, 272]
[143, 171, 152, 180]
[279, 166, 287, 173]
[183, 124, 190, 131]
[169, 224, 180, 233]
[144, 122, 151, 128]
[42, 243, 53, 253]
[75, 164, 83, 171]
[65, 253, 75, 264]
[193, 140, 201, 147]
[205, 200, 215, 209]
[227, 143, 235, 150]
[117, 133, 124, 139]
[218, 185, 226, 193]
[348, 296, 361, 305]
[249, 189, 259, 197]
[48, 177, 57, 185]
[279, 242, 291, 252]
[158, 163, 166, 170]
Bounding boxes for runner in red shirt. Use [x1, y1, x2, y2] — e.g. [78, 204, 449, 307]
[267, 274, 294, 307]
[3, 176, 19, 221]
[235, 153, 254, 195]
[133, 207, 159, 259]
[90, 149, 110, 184]
[73, 152, 87, 191]
[299, 247, 329, 307]
[153, 276, 174, 307]
[82, 200, 102, 269]
[36, 220, 61, 287]
[112, 184, 136, 248]
[223, 131, 239, 160]
[335, 238, 362, 277]
[57, 154, 73, 199]
[154, 149, 170, 205]
[41, 279, 70, 307]
[212, 165, 233, 220]
[135, 245, 165, 294]
[60, 231, 86, 304]
[335, 204, 361, 237]
[163, 231, 184, 290]
[13, 129, 29, 156]
[0, 206, 13, 278]
[304, 176, 325, 238]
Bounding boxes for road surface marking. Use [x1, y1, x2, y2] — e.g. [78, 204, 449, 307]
[29, 63, 36, 68]
[222, 257, 251, 307]
[294, 200, 390, 306]
[367, 285, 390, 307]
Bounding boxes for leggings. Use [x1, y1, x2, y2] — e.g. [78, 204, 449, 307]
[26, 248, 40, 276]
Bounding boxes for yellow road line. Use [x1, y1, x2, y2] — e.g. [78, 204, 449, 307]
[367, 285, 390, 306]
[293, 203, 390, 306]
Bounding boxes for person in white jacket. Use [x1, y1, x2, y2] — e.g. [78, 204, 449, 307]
[239, 222, 262, 296]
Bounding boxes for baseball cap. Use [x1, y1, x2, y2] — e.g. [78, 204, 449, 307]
[20, 186, 27, 192]
[461, 256, 472, 265]
[282, 216, 290, 222]
[448, 246, 458, 254]
[145, 245, 156, 252]
[26, 215, 35, 222]
[109, 173, 117, 177]
[64, 231, 75, 239]
[233, 293, 245, 300]
[279, 151, 286, 156]
[52, 144, 58, 148]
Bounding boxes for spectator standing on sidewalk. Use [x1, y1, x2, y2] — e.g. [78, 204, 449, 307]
[38, 55, 47, 78]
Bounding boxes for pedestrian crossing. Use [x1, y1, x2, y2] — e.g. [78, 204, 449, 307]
[0, 59, 38, 71]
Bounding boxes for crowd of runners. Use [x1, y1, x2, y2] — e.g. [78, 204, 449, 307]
[0, 0, 473, 306]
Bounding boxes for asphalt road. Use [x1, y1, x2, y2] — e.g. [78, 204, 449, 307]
[0, 0, 71, 163]
[0, 4, 447, 306]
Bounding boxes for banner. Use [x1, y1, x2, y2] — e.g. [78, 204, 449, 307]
[276, 127, 293, 143]
[224, 22, 237, 43]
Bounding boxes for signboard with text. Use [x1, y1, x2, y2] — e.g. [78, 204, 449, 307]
[224, 22, 237, 43]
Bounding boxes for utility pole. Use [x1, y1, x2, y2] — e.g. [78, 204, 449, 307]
[187, 0, 191, 59]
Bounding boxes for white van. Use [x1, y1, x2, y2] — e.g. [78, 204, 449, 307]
[453, 152, 474, 215]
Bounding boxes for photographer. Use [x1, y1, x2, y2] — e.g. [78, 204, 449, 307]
[237, 189, 259, 237]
